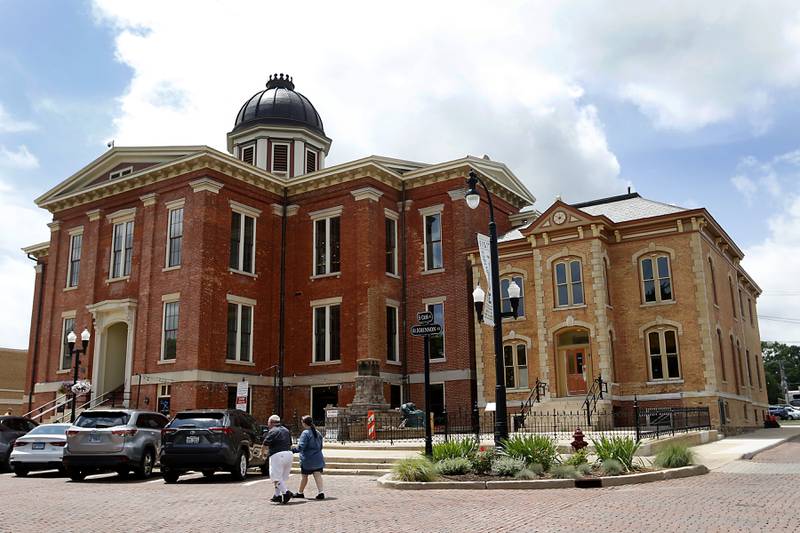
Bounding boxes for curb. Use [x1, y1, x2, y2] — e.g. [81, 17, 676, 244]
[376, 464, 708, 490]
[741, 433, 800, 460]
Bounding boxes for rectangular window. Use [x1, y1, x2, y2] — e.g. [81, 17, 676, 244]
[385, 217, 398, 275]
[60, 317, 75, 371]
[226, 302, 253, 362]
[641, 255, 672, 303]
[424, 212, 443, 271]
[390, 384, 402, 409]
[709, 258, 718, 305]
[647, 329, 680, 380]
[240, 143, 255, 165]
[729, 279, 737, 317]
[748, 299, 754, 326]
[386, 305, 399, 363]
[503, 344, 529, 389]
[313, 216, 341, 275]
[229, 211, 256, 273]
[161, 301, 179, 361]
[271, 143, 289, 175]
[717, 330, 727, 382]
[111, 220, 134, 279]
[426, 302, 445, 360]
[109, 166, 133, 180]
[738, 289, 745, 319]
[305, 148, 317, 173]
[555, 260, 583, 307]
[313, 304, 341, 363]
[501, 276, 525, 317]
[737, 341, 745, 385]
[166, 207, 183, 268]
[66, 233, 82, 288]
[745, 349, 753, 387]
[604, 259, 611, 306]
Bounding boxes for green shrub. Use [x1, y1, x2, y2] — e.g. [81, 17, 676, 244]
[550, 465, 579, 479]
[471, 449, 495, 475]
[592, 436, 641, 472]
[528, 463, 544, 476]
[514, 468, 540, 480]
[600, 458, 624, 476]
[654, 444, 694, 468]
[435, 457, 472, 475]
[501, 434, 560, 470]
[563, 448, 589, 466]
[575, 463, 593, 477]
[493, 456, 526, 477]
[432, 438, 479, 462]
[393, 457, 438, 482]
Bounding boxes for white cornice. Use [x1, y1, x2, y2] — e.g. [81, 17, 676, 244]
[351, 186, 384, 202]
[189, 177, 224, 194]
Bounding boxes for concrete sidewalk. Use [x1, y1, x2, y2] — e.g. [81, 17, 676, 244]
[690, 425, 800, 470]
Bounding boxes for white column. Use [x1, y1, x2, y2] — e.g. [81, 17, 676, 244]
[293, 139, 305, 177]
[256, 139, 268, 170]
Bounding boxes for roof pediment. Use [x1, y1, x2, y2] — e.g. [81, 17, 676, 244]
[522, 200, 610, 235]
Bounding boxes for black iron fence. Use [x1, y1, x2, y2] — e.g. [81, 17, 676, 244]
[320, 403, 711, 444]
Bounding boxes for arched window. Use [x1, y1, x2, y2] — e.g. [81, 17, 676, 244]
[717, 330, 727, 382]
[640, 253, 672, 303]
[736, 340, 745, 385]
[646, 328, 681, 380]
[501, 275, 525, 317]
[745, 348, 753, 387]
[708, 257, 718, 305]
[603, 258, 612, 306]
[503, 343, 529, 389]
[554, 259, 584, 307]
[729, 277, 737, 318]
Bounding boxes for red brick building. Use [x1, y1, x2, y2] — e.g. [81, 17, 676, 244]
[22, 75, 534, 423]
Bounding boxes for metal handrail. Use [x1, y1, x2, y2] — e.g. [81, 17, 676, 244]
[51, 389, 128, 424]
[518, 378, 548, 427]
[23, 393, 70, 422]
[582, 373, 608, 427]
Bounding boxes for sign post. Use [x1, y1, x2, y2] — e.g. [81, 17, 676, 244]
[235, 380, 249, 412]
[412, 311, 438, 457]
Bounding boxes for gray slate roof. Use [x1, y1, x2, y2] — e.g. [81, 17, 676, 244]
[576, 195, 686, 223]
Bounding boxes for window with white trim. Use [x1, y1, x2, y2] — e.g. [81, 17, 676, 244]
[646, 328, 681, 380]
[226, 301, 253, 362]
[161, 301, 179, 361]
[166, 206, 183, 268]
[640, 254, 672, 303]
[229, 210, 256, 274]
[424, 212, 443, 271]
[503, 344, 528, 389]
[385, 216, 398, 275]
[271, 142, 289, 175]
[554, 259, 583, 307]
[305, 148, 318, 173]
[111, 220, 134, 279]
[314, 215, 340, 275]
[60, 317, 75, 371]
[386, 305, 399, 363]
[240, 143, 255, 165]
[501, 276, 525, 317]
[426, 302, 445, 360]
[66, 232, 82, 288]
[109, 166, 133, 180]
[313, 303, 341, 363]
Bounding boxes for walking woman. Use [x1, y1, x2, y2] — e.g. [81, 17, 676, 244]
[292, 415, 325, 499]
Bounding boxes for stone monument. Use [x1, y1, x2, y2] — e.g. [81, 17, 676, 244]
[347, 358, 390, 416]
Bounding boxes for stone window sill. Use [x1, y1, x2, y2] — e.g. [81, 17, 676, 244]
[225, 359, 255, 366]
[162, 265, 181, 272]
[158, 359, 176, 365]
[310, 360, 341, 366]
[63, 286, 78, 292]
[310, 272, 341, 280]
[229, 268, 257, 279]
[421, 268, 445, 276]
[507, 388, 531, 393]
[385, 272, 400, 279]
[386, 360, 402, 366]
[553, 304, 587, 311]
[106, 276, 130, 284]
[56, 369, 71, 375]
[430, 357, 446, 363]
[646, 379, 684, 385]
[640, 300, 676, 309]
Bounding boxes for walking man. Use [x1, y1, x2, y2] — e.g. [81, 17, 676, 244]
[264, 414, 293, 504]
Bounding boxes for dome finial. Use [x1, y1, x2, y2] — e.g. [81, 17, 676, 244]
[266, 73, 295, 91]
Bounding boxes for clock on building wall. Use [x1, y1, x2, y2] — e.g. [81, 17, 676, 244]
[553, 211, 567, 225]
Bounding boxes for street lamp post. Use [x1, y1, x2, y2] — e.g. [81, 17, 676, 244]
[466, 170, 521, 447]
[67, 328, 91, 423]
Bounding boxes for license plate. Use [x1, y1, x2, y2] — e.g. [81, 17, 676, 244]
[89, 433, 102, 443]
[32, 442, 45, 450]
[185, 436, 200, 444]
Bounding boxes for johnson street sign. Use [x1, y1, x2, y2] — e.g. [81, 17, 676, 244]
[410, 324, 442, 337]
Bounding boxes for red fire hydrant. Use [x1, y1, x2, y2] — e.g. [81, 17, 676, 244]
[571, 428, 588, 451]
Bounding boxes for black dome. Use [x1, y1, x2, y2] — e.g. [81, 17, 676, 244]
[233, 74, 325, 135]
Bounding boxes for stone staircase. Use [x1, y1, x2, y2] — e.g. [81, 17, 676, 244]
[519, 397, 613, 432]
[291, 456, 398, 477]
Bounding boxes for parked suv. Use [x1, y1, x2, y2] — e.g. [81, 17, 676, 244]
[63, 409, 169, 481]
[768, 406, 789, 420]
[159, 409, 267, 483]
[0, 416, 38, 471]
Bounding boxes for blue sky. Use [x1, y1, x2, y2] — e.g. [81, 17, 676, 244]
[1, 1, 800, 347]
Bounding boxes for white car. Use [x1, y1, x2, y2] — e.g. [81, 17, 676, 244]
[9, 423, 71, 476]
[783, 406, 800, 420]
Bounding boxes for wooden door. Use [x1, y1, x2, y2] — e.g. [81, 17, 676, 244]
[566, 348, 587, 395]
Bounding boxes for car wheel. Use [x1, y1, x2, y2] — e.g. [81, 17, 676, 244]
[230, 450, 248, 481]
[13, 466, 28, 477]
[162, 467, 180, 484]
[135, 449, 155, 479]
[67, 468, 85, 481]
[202, 470, 215, 478]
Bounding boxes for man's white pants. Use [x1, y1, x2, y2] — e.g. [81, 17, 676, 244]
[269, 451, 293, 496]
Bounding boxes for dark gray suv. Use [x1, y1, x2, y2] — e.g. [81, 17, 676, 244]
[0, 416, 38, 471]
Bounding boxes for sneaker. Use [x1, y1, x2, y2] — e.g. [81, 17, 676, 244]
[282, 491, 294, 504]
[315, 493, 325, 500]
[270, 496, 281, 503]
[295, 493, 305, 499]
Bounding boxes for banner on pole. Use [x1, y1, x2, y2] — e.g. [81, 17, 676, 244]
[236, 380, 249, 411]
[476, 233, 495, 326]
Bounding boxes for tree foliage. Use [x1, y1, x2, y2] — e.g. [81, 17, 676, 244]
[762, 341, 800, 404]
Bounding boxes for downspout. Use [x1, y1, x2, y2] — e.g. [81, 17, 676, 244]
[277, 187, 288, 418]
[400, 181, 409, 401]
[26, 254, 45, 412]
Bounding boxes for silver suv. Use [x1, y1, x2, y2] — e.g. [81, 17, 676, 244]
[63, 409, 168, 481]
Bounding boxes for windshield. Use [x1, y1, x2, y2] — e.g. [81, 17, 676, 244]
[169, 413, 224, 429]
[75, 412, 130, 429]
[28, 425, 68, 435]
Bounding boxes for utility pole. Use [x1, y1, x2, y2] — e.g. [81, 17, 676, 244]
[779, 360, 789, 405]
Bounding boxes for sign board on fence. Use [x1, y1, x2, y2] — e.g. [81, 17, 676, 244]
[484, 402, 496, 412]
[476, 233, 495, 326]
[235, 380, 249, 411]
[416, 311, 433, 324]
[410, 324, 442, 337]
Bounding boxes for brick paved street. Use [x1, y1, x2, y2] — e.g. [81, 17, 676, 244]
[1, 441, 798, 533]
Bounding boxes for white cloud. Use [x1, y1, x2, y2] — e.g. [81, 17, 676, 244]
[731, 175, 758, 204]
[0, 102, 36, 133]
[0, 145, 39, 170]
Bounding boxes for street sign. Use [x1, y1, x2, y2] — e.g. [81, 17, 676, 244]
[411, 324, 442, 337]
[235, 380, 249, 411]
[476, 233, 495, 326]
[417, 311, 433, 324]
